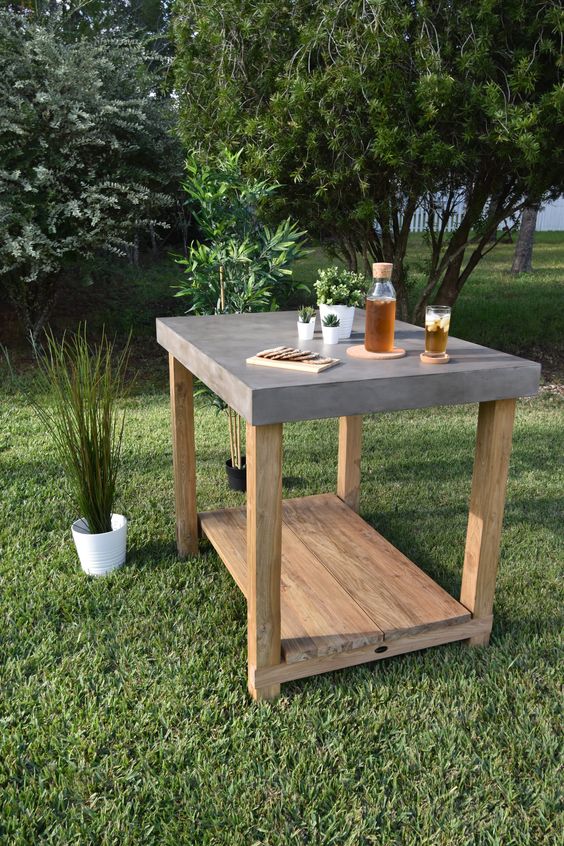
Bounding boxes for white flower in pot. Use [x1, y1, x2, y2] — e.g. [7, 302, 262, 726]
[297, 305, 316, 341]
[321, 312, 341, 344]
[315, 266, 368, 339]
[33, 327, 131, 577]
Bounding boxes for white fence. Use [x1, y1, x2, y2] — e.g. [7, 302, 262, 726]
[409, 207, 463, 233]
[408, 196, 564, 233]
[536, 197, 564, 231]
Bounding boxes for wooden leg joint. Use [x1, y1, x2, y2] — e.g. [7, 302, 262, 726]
[252, 617, 493, 688]
[460, 399, 516, 639]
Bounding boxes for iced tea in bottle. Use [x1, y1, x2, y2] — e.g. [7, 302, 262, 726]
[365, 263, 396, 352]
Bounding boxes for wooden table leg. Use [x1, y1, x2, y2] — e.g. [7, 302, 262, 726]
[461, 398, 517, 645]
[169, 354, 198, 558]
[337, 415, 363, 513]
[247, 422, 283, 700]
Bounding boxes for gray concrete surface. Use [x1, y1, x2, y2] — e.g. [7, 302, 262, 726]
[157, 312, 540, 424]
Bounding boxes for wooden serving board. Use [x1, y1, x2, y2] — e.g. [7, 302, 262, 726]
[246, 355, 340, 374]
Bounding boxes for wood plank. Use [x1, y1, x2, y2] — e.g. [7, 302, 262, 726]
[246, 423, 283, 700]
[246, 354, 340, 374]
[199, 509, 247, 593]
[251, 617, 493, 687]
[168, 355, 198, 557]
[337, 415, 363, 512]
[199, 507, 385, 664]
[461, 399, 516, 645]
[283, 494, 471, 639]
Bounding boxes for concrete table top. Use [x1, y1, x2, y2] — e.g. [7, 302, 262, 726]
[157, 312, 540, 425]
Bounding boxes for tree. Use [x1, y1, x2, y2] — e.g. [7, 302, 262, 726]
[11, 1, 171, 41]
[0, 10, 179, 342]
[173, 0, 563, 320]
[511, 206, 539, 274]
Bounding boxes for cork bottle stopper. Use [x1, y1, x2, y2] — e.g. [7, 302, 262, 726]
[373, 262, 394, 278]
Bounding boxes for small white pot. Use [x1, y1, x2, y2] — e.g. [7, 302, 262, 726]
[297, 317, 316, 341]
[322, 326, 341, 345]
[319, 304, 355, 339]
[71, 513, 127, 577]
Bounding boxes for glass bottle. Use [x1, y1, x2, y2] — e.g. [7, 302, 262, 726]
[365, 263, 396, 352]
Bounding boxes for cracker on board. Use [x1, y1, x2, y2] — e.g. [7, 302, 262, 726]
[257, 346, 288, 357]
[258, 347, 294, 359]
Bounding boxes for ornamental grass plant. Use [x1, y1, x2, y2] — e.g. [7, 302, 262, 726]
[33, 327, 131, 535]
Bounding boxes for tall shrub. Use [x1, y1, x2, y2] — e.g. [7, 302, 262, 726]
[0, 10, 178, 342]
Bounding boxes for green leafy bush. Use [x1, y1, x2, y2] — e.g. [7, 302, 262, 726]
[315, 267, 367, 308]
[0, 10, 177, 342]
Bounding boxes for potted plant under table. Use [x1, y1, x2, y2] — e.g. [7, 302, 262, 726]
[315, 266, 368, 339]
[34, 328, 131, 577]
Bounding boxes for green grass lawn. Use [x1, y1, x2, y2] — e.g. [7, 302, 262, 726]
[0, 234, 562, 843]
[1, 381, 562, 843]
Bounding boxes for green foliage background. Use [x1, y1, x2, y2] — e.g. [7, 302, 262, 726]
[0, 9, 180, 341]
[173, 0, 563, 318]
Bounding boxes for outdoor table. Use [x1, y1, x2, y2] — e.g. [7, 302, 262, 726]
[156, 312, 540, 700]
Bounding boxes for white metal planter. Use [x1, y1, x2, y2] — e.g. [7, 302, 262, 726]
[71, 513, 127, 577]
[318, 304, 355, 339]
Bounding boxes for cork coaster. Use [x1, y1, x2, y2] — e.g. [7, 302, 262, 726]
[346, 345, 406, 361]
[420, 352, 450, 365]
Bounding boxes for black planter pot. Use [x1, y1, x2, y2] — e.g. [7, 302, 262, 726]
[226, 456, 247, 492]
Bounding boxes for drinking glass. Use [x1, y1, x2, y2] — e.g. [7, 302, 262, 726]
[425, 306, 451, 355]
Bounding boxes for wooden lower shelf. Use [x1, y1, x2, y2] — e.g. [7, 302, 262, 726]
[200, 494, 471, 666]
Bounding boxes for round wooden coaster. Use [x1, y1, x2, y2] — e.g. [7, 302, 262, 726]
[346, 345, 406, 360]
[420, 352, 450, 365]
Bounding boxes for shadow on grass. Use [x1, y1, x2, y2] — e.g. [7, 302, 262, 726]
[125, 538, 180, 572]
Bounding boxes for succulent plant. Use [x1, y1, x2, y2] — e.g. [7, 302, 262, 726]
[322, 312, 340, 328]
[298, 305, 315, 323]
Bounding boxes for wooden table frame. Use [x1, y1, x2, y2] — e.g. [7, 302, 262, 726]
[168, 353, 516, 701]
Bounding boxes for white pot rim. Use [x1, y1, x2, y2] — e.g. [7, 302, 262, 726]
[72, 513, 127, 537]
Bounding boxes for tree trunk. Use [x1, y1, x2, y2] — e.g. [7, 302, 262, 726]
[149, 223, 158, 257]
[133, 231, 140, 267]
[511, 207, 538, 274]
[8, 272, 58, 350]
